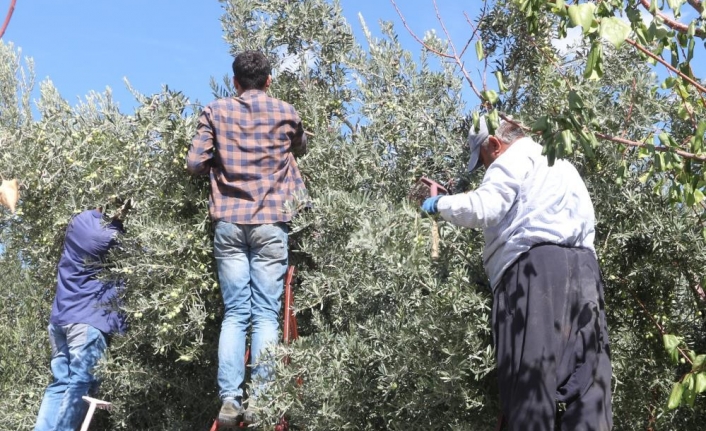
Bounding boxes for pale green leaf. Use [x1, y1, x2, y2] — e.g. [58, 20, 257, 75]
[481, 90, 499, 105]
[658, 132, 671, 147]
[552, 0, 566, 15]
[599, 17, 632, 48]
[693, 121, 706, 153]
[532, 116, 549, 133]
[696, 373, 706, 393]
[568, 90, 584, 110]
[663, 334, 680, 353]
[568, 3, 597, 33]
[494, 71, 508, 92]
[560, 129, 574, 154]
[668, 382, 684, 409]
[487, 109, 500, 134]
[584, 42, 604, 80]
[661, 76, 677, 89]
[678, 105, 691, 120]
[684, 376, 697, 406]
[694, 354, 706, 370]
[667, 0, 686, 18]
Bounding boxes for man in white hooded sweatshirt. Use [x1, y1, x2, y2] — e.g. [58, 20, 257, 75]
[421, 116, 612, 431]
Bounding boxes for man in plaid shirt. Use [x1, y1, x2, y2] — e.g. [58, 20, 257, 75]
[186, 50, 307, 426]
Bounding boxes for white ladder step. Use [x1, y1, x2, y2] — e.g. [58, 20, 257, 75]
[80, 396, 113, 431]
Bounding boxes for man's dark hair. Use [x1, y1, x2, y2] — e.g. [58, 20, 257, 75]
[232, 51, 271, 91]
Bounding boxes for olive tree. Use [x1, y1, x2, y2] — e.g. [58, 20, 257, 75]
[2, 0, 706, 429]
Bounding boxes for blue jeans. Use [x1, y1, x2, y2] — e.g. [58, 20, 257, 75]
[214, 221, 288, 401]
[35, 323, 108, 431]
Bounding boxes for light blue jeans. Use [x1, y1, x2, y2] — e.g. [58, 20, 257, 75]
[35, 323, 108, 431]
[214, 221, 288, 402]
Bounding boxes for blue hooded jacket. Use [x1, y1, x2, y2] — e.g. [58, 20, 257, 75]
[50, 209, 126, 335]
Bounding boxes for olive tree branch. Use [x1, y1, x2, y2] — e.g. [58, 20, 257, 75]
[389, 0, 454, 59]
[631, 291, 694, 367]
[625, 38, 706, 97]
[333, 111, 357, 136]
[639, 0, 706, 38]
[626, 37, 706, 125]
[458, 11, 480, 57]
[393, 1, 706, 163]
[559, 2, 706, 99]
[595, 132, 706, 162]
[390, 0, 485, 101]
[433, 0, 489, 96]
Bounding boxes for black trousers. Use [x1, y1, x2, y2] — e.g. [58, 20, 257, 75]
[492, 244, 613, 431]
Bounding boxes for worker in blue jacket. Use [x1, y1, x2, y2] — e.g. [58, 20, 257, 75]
[35, 203, 129, 431]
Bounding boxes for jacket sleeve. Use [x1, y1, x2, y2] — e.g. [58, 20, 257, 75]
[437, 150, 530, 229]
[187, 106, 215, 175]
[97, 219, 124, 254]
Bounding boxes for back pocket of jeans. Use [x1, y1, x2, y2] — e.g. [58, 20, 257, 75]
[254, 224, 287, 260]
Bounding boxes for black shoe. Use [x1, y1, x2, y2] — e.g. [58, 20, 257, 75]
[218, 399, 243, 427]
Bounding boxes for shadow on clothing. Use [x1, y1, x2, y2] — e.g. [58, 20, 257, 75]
[493, 244, 613, 431]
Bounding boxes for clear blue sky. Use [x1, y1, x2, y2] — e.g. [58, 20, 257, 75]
[6, 1, 698, 116]
[2, 0, 476, 114]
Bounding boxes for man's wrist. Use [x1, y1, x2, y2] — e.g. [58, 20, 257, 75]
[421, 195, 444, 214]
[432, 195, 443, 212]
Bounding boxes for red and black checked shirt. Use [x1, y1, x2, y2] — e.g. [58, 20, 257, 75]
[187, 89, 307, 224]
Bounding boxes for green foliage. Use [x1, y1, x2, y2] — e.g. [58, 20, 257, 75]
[509, 0, 706, 208]
[0, 252, 49, 429]
[2, 0, 706, 429]
[269, 200, 497, 430]
[580, 145, 706, 427]
[0, 41, 33, 129]
[599, 17, 631, 49]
